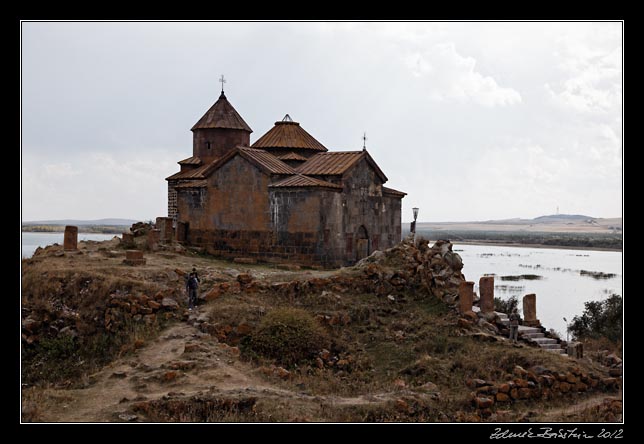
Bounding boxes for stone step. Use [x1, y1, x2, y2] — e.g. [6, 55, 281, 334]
[518, 326, 542, 334]
[533, 338, 558, 345]
[539, 343, 563, 350]
[545, 348, 566, 354]
[522, 332, 545, 339]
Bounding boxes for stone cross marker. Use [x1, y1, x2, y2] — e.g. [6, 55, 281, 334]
[122, 232, 135, 247]
[147, 229, 161, 251]
[479, 276, 495, 313]
[459, 281, 474, 313]
[124, 250, 146, 266]
[522, 294, 540, 327]
[63, 225, 78, 251]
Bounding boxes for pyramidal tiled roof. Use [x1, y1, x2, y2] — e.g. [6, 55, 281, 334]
[269, 174, 342, 190]
[252, 116, 327, 152]
[295, 150, 388, 182]
[276, 152, 308, 161]
[191, 92, 253, 132]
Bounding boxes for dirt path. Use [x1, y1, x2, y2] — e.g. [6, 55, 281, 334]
[31, 314, 273, 422]
[536, 392, 623, 422]
[28, 308, 405, 422]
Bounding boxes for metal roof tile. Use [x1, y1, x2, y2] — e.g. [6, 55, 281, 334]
[252, 119, 327, 152]
[191, 92, 252, 132]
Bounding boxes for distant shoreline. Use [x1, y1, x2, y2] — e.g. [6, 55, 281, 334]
[22, 227, 126, 235]
[450, 240, 622, 253]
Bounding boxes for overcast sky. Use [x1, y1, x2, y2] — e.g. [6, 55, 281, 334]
[21, 22, 622, 223]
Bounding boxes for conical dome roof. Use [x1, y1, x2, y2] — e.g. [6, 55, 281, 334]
[252, 115, 327, 152]
[191, 92, 252, 132]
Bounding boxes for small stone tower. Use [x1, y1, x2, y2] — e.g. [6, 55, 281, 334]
[166, 90, 253, 221]
[190, 91, 253, 164]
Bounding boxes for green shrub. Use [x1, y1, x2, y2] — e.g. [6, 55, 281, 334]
[569, 294, 622, 343]
[241, 308, 330, 367]
[494, 295, 519, 314]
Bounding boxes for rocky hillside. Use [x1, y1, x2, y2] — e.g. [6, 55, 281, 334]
[21, 236, 621, 422]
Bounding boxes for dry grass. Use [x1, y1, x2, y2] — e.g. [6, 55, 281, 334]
[22, 243, 619, 422]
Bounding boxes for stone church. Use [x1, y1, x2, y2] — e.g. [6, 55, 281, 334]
[166, 88, 405, 267]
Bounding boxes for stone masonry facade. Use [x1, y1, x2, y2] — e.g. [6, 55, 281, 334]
[166, 90, 405, 267]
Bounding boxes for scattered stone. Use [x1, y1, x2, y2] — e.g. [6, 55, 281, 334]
[236, 322, 252, 336]
[462, 310, 478, 323]
[395, 398, 412, 414]
[496, 392, 511, 402]
[474, 396, 494, 409]
[161, 371, 179, 382]
[118, 413, 138, 422]
[466, 378, 491, 388]
[237, 273, 253, 285]
[161, 297, 179, 309]
[276, 367, 291, 380]
[417, 382, 439, 393]
[393, 378, 407, 389]
[477, 318, 499, 334]
[513, 366, 528, 377]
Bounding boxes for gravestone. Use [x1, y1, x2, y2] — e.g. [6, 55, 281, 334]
[479, 276, 495, 313]
[122, 232, 135, 247]
[123, 250, 146, 265]
[459, 281, 474, 313]
[567, 342, 583, 359]
[147, 229, 161, 251]
[63, 225, 78, 251]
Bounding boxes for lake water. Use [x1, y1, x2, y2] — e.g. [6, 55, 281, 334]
[454, 244, 623, 337]
[21, 232, 119, 259]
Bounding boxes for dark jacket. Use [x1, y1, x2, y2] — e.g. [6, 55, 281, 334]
[186, 273, 200, 290]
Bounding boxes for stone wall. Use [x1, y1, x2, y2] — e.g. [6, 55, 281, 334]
[199, 238, 465, 304]
[467, 365, 621, 419]
[192, 128, 250, 164]
[175, 155, 404, 267]
[167, 179, 193, 221]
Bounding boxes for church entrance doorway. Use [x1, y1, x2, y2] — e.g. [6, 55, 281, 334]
[356, 225, 370, 262]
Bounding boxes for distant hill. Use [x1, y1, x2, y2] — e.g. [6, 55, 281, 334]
[532, 214, 593, 222]
[416, 214, 622, 234]
[23, 218, 139, 226]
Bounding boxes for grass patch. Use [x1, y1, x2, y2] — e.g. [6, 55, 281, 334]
[22, 315, 169, 386]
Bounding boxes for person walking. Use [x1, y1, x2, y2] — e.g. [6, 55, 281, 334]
[509, 307, 521, 343]
[186, 268, 200, 310]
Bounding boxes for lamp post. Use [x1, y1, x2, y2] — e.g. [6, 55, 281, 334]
[563, 317, 569, 342]
[412, 207, 419, 246]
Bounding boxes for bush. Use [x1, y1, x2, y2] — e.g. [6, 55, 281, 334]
[241, 308, 330, 367]
[494, 296, 519, 314]
[569, 294, 622, 343]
